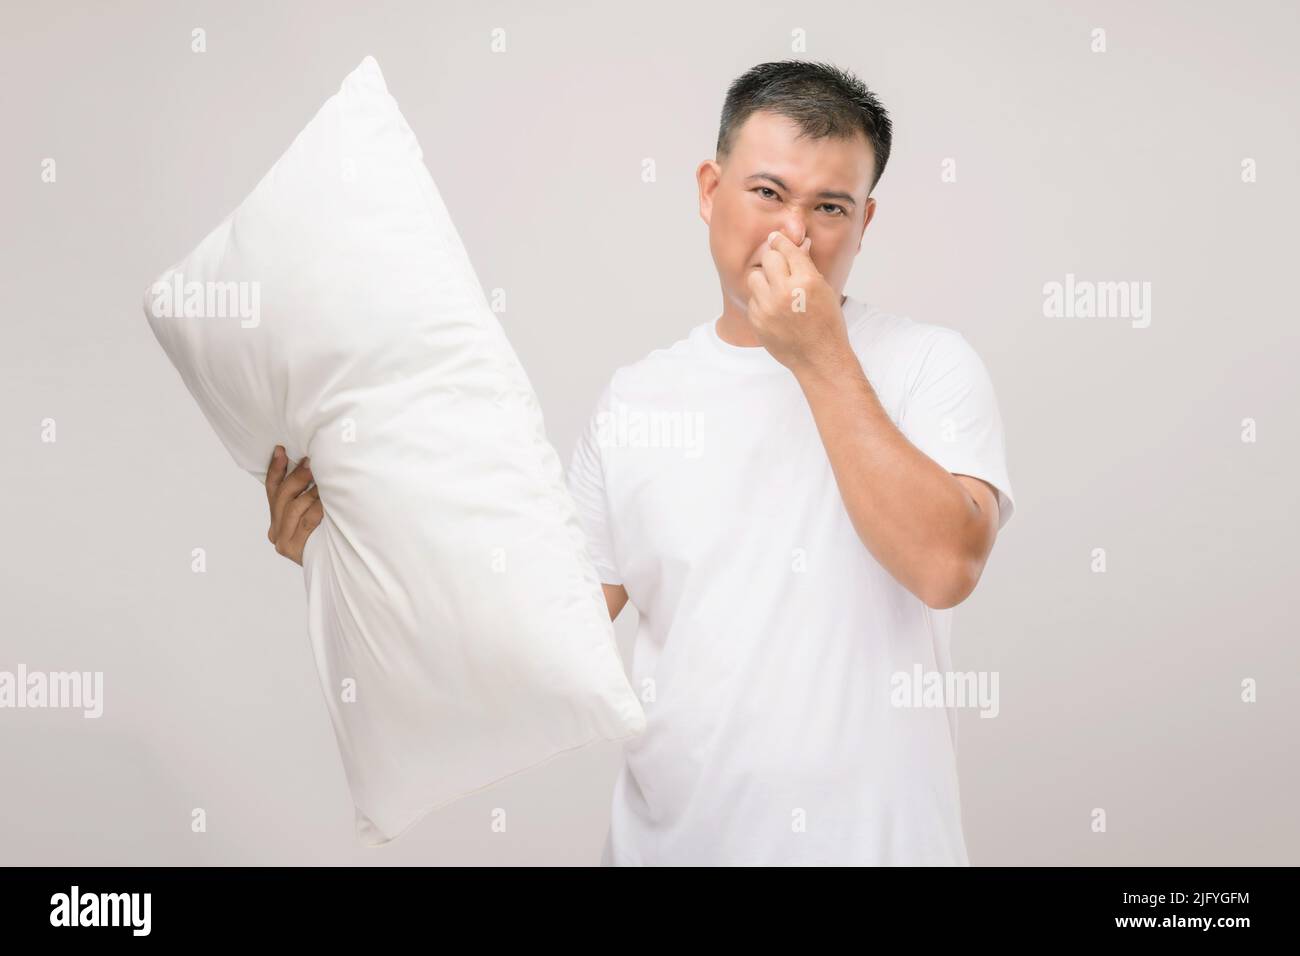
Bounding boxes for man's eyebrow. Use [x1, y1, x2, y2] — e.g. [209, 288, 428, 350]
[744, 172, 857, 207]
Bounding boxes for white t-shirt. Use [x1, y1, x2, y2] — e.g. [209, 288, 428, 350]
[565, 295, 1016, 865]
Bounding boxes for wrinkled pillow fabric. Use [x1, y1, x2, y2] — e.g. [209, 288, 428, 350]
[143, 56, 645, 845]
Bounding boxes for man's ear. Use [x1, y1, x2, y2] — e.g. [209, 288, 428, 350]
[857, 196, 877, 252]
[697, 160, 721, 225]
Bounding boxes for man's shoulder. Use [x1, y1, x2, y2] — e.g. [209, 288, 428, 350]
[846, 298, 975, 395]
[604, 321, 712, 398]
[847, 297, 959, 357]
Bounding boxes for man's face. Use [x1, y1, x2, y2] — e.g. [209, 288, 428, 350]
[698, 111, 877, 314]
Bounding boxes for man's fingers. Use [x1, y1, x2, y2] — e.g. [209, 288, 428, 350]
[273, 483, 320, 543]
[273, 457, 313, 518]
[280, 484, 321, 536]
[272, 485, 318, 552]
[760, 241, 792, 279]
[270, 478, 318, 543]
[264, 445, 287, 502]
[262, 445, 323, 565]
[746, 266, 770, 308]
[298, 499, 324, 537]
[285, 500, 325, 563]
[767, 231, 816, 278]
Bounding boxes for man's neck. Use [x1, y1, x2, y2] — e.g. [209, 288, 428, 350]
[716, 292, 848, 348]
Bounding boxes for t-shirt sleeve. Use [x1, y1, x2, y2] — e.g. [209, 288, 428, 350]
[565, 377, 624, 585]
[898, 329, 1017, 531]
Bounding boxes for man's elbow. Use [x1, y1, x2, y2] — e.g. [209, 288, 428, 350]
[918, 554, 983, 610]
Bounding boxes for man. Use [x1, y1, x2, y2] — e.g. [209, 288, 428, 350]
[266, 60, 1016, 866]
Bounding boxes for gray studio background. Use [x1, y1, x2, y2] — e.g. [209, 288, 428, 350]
[2, 0, 1297, 865]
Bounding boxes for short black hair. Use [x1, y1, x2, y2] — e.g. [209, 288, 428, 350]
[716, 60, 893, 194]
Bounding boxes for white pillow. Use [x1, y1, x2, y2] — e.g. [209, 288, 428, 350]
[143, 56, 645, 845]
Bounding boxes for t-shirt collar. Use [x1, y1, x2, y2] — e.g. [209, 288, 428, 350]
[701, 294, 867, 373]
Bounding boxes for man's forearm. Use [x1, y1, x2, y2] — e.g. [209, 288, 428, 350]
[794, 350, 986, 608]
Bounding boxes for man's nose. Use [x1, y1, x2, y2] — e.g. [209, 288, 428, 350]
[774, 218, 807, 247]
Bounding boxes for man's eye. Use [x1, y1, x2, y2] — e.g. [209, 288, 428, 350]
[820, 204, 846, 217]
[755, 187, 778, 199]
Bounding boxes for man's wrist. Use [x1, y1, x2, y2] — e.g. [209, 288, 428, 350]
[792, 338, 867, 394]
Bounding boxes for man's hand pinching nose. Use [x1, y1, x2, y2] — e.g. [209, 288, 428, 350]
[744, 231, 851, 377]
